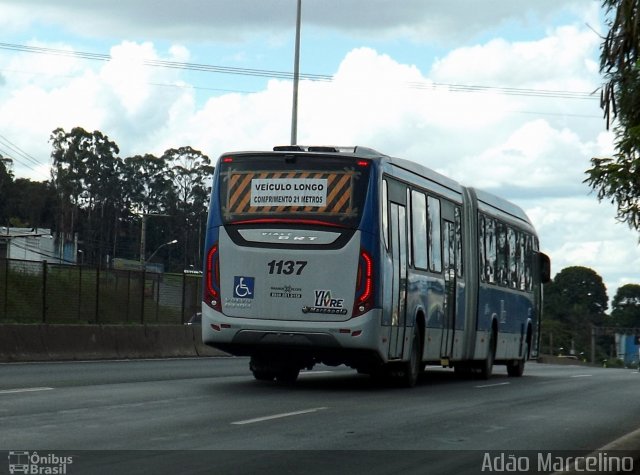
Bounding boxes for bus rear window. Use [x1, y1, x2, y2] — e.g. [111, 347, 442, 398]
[218, 153, 371, 228]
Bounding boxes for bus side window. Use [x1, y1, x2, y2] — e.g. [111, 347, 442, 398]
[518, 232, 526, 291]
[411, 190, 428, 270]
[479, 214, 486, 282]
[455, 207, 463, 278]
[496, 223, 508, 286]
[382, 179, 389, 250]
[443, 220, 455, 274]
[525, 235, 534, 291]
[406, 189, 412, 266]
[485, 217, 496, 284]
[427, 196, 442, 273]
[507, 227, 517, 289]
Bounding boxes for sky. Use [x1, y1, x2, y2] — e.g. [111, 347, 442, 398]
[0, 0, 638, 307]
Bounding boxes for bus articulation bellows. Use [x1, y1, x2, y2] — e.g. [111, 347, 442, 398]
[202, 145, 551, 386]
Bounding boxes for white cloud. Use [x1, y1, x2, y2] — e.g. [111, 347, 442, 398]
[0, 7, 638, 301]
[430, 25, 600, 90]
[0, 0, 594, 43]
[448, 119, 589, 191]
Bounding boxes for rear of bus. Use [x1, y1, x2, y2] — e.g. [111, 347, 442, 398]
[201, 147, 384, 379]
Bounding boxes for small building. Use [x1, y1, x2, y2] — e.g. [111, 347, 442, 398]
[615, 333, 640, 367]
[0, 227, 76, 264]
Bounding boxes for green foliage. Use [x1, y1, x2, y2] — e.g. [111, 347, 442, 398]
[0, 158, 13, 224]
[46, 127, 214, 271]
[586, 0, 640, 231]
[0, 264, 191, 324]
[542, 266, 609, 355]
[0, 160, 54, 229]
[544, 266, 608, 320]
[611, 283, 640, 327]
[603, 357, 626, 368]
[161, 146, 214, 269]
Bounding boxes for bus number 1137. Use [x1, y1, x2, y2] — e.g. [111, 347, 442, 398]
[267, 260, 308, 275]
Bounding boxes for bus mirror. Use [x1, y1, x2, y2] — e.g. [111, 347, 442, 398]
[539, 252, 551, 284]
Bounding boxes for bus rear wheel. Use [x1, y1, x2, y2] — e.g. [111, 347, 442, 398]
[250, 354, 276, 381]
[477, 330, 496, 380]
[252, 369, 276, 381]
[507, 341, 528, 377]
[275, 368, 300, 384]
[399, 329, 421, 387]
[250, 354, 300, 383]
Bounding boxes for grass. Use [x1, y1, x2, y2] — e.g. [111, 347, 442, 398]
[0, 261, 201, 325]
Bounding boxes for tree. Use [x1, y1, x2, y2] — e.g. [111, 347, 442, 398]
[585, 0, 640, 231]
[162, 146, 214, 269]
[543, 266, 609, 355]
[611, 283, 640, 327]
[7, 179, 55, 229]
[123, 154, 172, 216]
[0, 158, 13, 225]
[45, 126, 215, 270]
[50, 127, 123, 266]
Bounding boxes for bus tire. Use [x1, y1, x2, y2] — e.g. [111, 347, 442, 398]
[507, 341, 528, 377]
[275, 367, 300, 384]
[478, 330, 496, 380]
[369, 365, 391, 385]
[400, 329, 421, 387]
[250, 354, 275, 381]
[252, 369, 276, 381]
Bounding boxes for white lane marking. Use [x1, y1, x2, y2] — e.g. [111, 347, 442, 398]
[0, 387, 54, 395]
[570, 374, 593, 378]
[475, 382, 510, 388]
[231, 407, 328, 425]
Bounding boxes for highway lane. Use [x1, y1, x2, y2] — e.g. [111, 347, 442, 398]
[1, 358, 639, 474]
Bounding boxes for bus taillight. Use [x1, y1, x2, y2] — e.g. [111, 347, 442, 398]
[205, 243, 222, 312]
[353, 248, 374, 317]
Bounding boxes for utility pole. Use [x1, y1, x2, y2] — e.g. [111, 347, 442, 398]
[139, 213, 169, 267]
[140, 215, 147, 266]
[290, 0, 302, 145]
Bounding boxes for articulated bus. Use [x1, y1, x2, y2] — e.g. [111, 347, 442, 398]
[202, 145, 551, 386]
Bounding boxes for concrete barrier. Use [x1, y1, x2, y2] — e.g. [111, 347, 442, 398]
[537, 354, 592, 366]
[44, 324, 107, 360]
[145, 324, 198, 358]
[111, 325, 155, 359]
[0, 325, 48, 362]
[0, 324, 228, 362]
[192, 325, 228, 357]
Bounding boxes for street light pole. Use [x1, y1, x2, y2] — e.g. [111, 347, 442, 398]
[145, 239, 178, 265]
[290, 0, 302, 145]
[140, 214, 147, 266]
[139, 213, 169, 265]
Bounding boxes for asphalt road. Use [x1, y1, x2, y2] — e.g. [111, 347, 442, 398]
[1, 358, 639, 474]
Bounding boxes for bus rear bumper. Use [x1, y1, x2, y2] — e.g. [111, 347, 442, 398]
[201, 306, 386, 367]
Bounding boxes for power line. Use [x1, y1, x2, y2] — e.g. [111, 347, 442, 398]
[410, 81, 597, 100]
[0, 145, 44, 177]
[0, 41, 599, 101]
[0, 42, 331, 81]
[0, 41, 600, 180]
[0, 134, 44, 168]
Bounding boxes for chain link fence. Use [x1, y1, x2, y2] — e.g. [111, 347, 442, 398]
[0, 258, 202, 324]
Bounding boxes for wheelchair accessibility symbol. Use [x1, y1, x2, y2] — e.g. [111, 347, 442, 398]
[233, 276, 255, 299]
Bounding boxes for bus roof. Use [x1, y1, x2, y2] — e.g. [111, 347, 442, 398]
[471, 187, 533, 228]
[219, 146, 533, 227]
[271, 145, 386, 158]
[385, 155, 463, 194]
[266, 146, 463, 192]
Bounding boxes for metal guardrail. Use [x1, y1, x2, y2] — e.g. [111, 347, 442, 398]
[0, 258, 202, 324]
